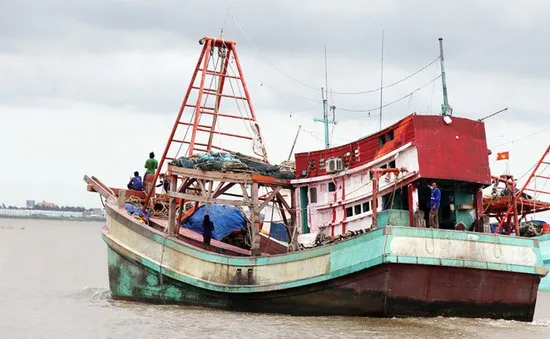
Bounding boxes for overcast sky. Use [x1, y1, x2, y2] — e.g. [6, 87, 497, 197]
[1, 0, 550, 212]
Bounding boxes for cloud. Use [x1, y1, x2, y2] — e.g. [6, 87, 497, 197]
[1, 0, 550, 213]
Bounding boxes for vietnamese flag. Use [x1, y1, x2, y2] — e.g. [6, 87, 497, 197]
[496, 151, 509, 161]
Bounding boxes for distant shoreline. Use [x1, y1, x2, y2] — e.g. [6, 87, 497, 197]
[0, 215, 105, 222]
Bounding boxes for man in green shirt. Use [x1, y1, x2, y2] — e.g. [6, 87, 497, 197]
[144, 152, 158, 193]
[145, 152, 158, 175]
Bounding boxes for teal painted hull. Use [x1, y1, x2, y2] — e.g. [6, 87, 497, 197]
[538, 234, 550, 291]
[102, 202, 548, 321]
[106, 242, 541, 320]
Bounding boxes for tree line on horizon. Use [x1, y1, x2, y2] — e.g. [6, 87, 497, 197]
[0, 203, 97, 212]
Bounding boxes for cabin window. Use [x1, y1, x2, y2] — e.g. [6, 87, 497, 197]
[328, 182, 336, 192]
[346, 207, 353, 217]
[354, 205, 361, 215]
[389, 160, 396, 168]
[362, 201, 370, 213]
[379, 130, 395, 146]
[309, 187, 317, 203]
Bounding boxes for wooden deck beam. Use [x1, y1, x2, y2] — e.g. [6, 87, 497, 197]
[167, 165, 292, 188]
[169, 191, 247, 207]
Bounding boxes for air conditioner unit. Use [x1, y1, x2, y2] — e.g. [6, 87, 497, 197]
[326, 157, 344, 173]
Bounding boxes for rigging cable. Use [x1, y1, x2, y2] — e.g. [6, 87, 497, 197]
[338, 75, 442, 113]
[230, 13, 440, 96]
[492, 125, 550, 149]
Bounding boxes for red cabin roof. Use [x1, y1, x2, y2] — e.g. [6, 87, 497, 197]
[294, 114, 491, 185]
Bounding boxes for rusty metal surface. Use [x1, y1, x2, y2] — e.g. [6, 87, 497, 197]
[107, 243, 539, 321]
[294, 115, 415, 177]
[294, 114, 491, 186]
[413, 115, 491, 185]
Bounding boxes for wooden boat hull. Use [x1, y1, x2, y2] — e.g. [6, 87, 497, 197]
[102, 201, 548, 321]
[106, 244, 540, 320]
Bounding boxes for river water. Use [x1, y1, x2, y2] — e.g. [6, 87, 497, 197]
[0, 218, 548, 339]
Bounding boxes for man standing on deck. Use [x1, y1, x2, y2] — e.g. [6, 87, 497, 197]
[428, 182, 441, 229]
[127, 171, 143, 191]
[144, 152, 158, 193]
[202, 214, 215, 246]
[156, 173, 170, 193]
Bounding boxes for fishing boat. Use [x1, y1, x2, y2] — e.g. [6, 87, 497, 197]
[85, 36, 548, 321]
[482, 145, 550, 291]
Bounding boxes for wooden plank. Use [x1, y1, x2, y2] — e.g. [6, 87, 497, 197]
[289, 188, 298, 250]
[168, 165, 293, 187]
[84, 175, 115, 199]
[275, 198, 289, 227]
[167, 175, 178, 236]
[169, 191, 246, 207]
[117, 190, 126, 208]
[239, 183, 250, 203]
[250, 181, 261, 256]
[275, 192, 292, 212]
[258, 186, 282, 211]
[196, 179, 208, 196]
[213, 182, 235, 198]
[251, 173, 292, 187]
[168, 165, 253, 184]
[212, 181, 225, 197]
[207, 180, 214, 198]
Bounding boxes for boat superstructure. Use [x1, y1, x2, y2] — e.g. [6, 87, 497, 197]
[84, 36, 548, 321]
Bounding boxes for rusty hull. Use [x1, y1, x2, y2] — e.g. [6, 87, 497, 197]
[106, 243, 539, 321]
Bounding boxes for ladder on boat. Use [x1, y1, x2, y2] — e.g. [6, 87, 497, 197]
[496, 145, 550, 234]
[143, 36, 270, 207]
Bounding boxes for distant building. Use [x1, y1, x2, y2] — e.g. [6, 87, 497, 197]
[0, 209, 84, 218]
[90, 208, 105, 218]
[36, 201, 58, 209]
[26, 200, 36, 208]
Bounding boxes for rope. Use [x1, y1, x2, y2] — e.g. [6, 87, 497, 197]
[125, 195, 169, 220]
[225, 60, 267, 158]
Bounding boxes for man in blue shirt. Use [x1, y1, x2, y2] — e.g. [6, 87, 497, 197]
[429, 182, 441, 228]
[127, 171, 143, 191]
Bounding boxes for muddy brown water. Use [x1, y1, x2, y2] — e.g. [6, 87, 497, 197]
[0, 218, 548, 339]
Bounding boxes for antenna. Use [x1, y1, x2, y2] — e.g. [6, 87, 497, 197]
[324, 46, 329, 97]
[314, 46, 337, 148]
[478, 107, 508, 121]
[287, 125, 302, 161]
[439, 38, 452, 116]
[218, 1, 233, 38]
[378, 29, 385, 131]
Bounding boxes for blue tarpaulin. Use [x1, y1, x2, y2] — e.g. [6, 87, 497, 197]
[181, 204, 246, 241]
[269, 222, 289, 243]
[125, 203, 149, 220]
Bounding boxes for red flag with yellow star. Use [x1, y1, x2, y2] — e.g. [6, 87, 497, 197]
[496, 151, 509, 161]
